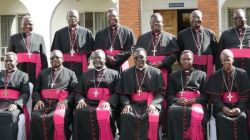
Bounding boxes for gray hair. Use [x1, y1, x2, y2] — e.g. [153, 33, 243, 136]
[91, 49, 106, 60]
[220, 49, 234, 60]
[5, 52, 18, 61]
[50, 50, 63, 58]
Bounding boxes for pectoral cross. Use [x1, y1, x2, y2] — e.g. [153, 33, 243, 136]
[3, 89, 8, 97]
[238, 43, 245, 49]
[70, 49, 75, 57]
[50, 82, 55, 88]
[110, 46, 113, 52]
[27, 52, 32, 59]
[227, 93, 233, 102]
[93, 90, 99, 97]
[197, 50, 201, 56]
[137, 88, 142, 96]
[152, 49, 157, 56]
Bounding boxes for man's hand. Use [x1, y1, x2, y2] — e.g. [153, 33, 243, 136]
[106, 55, 117, 65]
[149, 62, 162, 68]
[76, 99, 87, 109]
[185, 99, 197, 106]
[33, 100, 45, 110]
[222, 106, 233, 116]
[176, 98, 188, 106]
[231, 108, 241, 116]
[57, 100, 68, 109]
[148, 104, 158, 114]
[8, 104, 17, 111]
[121, 105, 132, 114]
[101, 102, 110, 110]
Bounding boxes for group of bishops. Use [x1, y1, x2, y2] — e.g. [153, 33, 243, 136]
[0, 7, 250, 140]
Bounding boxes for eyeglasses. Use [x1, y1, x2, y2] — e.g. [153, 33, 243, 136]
[234, 17, 244, 20]
[50, 56, 62, 60]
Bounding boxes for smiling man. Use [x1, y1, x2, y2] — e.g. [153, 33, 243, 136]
[73, 49, 120, 140]
[8, 15, 48, 84]
[93, 8, 136, 72]
[51, 9, 94, 79]
[117, 48, 165, 140]
[135, 13, 179, 85]
[30, 50, 78, 140]
[0, 52, 30, 140]
[167, 50, 209, 140]
[206, 49, 249, 140]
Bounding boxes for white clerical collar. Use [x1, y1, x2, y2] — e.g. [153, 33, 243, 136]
[95, 66, 107, 72]
[52, 66, 63, 71]
[136, 65, 148, 71]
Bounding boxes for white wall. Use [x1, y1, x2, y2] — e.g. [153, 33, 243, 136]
[51, 0, 116, 44]
[141, 0, 198, 34]
[0, 0, 28, 14]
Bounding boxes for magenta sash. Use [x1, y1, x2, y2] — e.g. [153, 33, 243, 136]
[87, 88, 113, 140]
[176, 91, 200, 100]
[176, 91, 204, 140]
[41, 89, 69, 140]
[230, 48, 250, 58]
[104, 50, 129, 71]
[0, 89, 30, 140]
[131, 92, 159, 140]
[41, 89, 68, 101]
[222, 92, 239, 104]
[193, 54, 213, 77]
[147, 56, 168, 86]
[17, 53, 42, 78]
[87, 88, 110, 101]
[63, 53, 88, 72]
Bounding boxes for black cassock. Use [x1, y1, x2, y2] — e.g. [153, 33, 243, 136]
[93, 25, 136, 72]
[0, 69, 29, 140]
[30, 67, 78, 140]
[206, 67, 249, 140]
[73, 68, 120, 140]
[219, 26, 250, 78]
[117, 65, 165, 140]
[177, 27, 218, 75]
[8, 32, 48, 84]
[51, 26, 95, 79]
[135, 31, 179, 73]
[167, 69, 209, 140]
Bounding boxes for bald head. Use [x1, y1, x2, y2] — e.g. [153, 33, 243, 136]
[67, 9, 79, 18]
[190, 10, 203, 29]
[190, 10, 203, 19]
[21, 15, 33, 27]
[233, 9, 247, 28]
[67, 9, 79, 27]
[150, 13, 164, 33]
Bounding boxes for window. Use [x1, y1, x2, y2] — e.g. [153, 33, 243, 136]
[79, 12, 108, 35]
[0, 14, 26, 67]
[228, 8, 250, 28]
